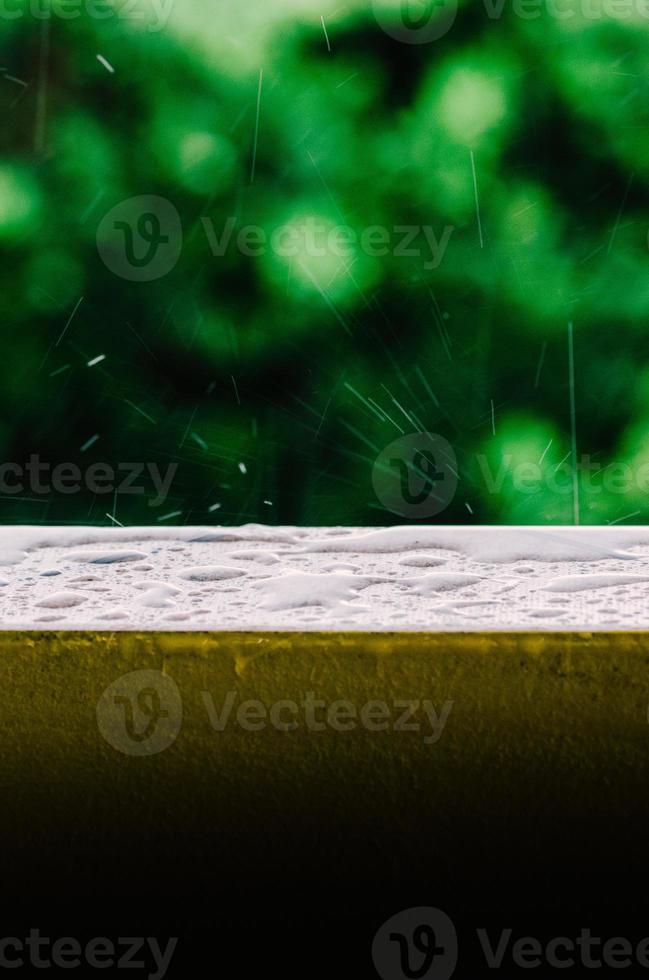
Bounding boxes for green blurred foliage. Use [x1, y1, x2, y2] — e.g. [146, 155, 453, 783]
[0, 0, 648, 526]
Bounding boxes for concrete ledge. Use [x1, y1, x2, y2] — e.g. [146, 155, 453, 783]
[1, 629, 647, 817]
[3, 629, 649, 969]
[4, 525, 649, 965]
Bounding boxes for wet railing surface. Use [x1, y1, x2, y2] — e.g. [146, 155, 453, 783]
[3, 524, 649, 630]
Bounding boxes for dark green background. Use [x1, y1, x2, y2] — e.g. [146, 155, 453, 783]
[1, 0, 647, 527]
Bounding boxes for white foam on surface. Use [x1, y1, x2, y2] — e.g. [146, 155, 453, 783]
[2, 524, 649, 630]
